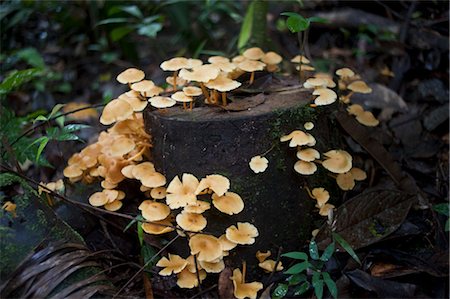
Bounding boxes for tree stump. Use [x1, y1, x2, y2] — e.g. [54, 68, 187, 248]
[144, 79, 319, 273]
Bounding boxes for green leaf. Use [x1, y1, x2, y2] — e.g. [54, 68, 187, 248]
[35, 137, 49, 163]
[56, 133, 82, 142]
[294, 281, 310, 296]
[55, 115, 65, 128]
[138, 221, 144, 246]
[282, 251, 308, 260]
[445, 219, 449, 231]
[332, 232, 361, 265]
[16, 47, 45, 69]
[0, 68, 41, 95]
[96, 17, 130, 26]
[141, 243, 158, 270]
[312, 272, 324, 299]
[33, 115, 48, 123]
[62, 124, 91, 133]
[433, 203, 449, 216]
[48, 104, 65, 119]
[281, 12, 310, 33]
[309, 240, 319, 260]
[119, 5, 143, 19]
[137, 23, 162, 38]
[285, 261, 311, 275]
[272, 283, 288, 299]
[287, 273, 307, 286]
[322, 272, 337, 299]
[110, 26, 134, 42]
[237, 0, 254, 50]
[320, 242, 335, 261]
[123, 215, 144, 232]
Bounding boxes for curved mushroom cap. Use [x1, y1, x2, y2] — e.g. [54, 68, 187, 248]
[259, 259, 283, 272]
[116, 68, 145, 84]
[139, 172, 166, 188]
[63, 165, 83, 178]
[179, 64, 220, 83]
[104, 200, 123, 211]
[166, 173, 199, 209]
[311, 187, 330, 206]
[296, 148, 320, 162]
[296, 64, 315, 71]
[336, 172, 355, 190]
[109, 136, 135, 157]
[262, 51, 282, 65]
[294, 160, 317, 175]
[243, 47, 265, 60]
[319, 203, 335, 216]
[291, 55, 310, 64]
[141, 85, 164, 97]
[237, 60, 266, 72]
[166, 76, 187, 87]
[205, 75, 241, 92]
[313, 88, 337, 106]
[189, 234, 223, 262]
[199, 259, 225, 273]
[100, 99, 134, 125]
[208, 56, 230, 64]
[347, 104, 364, 115]
[219, 234, 237, 251]
[184, 200, 211, 214]
[183, 86, 203, 97]
[195, 174, 230, 197]
[149, 96, 176, 108]
[280, 130, 316, 147]
[249, 155, 269, 173]
[119, 95, 148, 112]
[132, 162, 155, 178]
[101, 180, 117, 189]
[131, 80, 155, 92]
[356, 111, 379, 126]
[256, 250, 271, 263]
[171, 91, 193, 103]
[141, 218, 174, 235]
[88, 192, 108, 207]
[322, 150, 353, 174]
[231, 269, 263, 299]
[315, 73, 337, 88]
[160, 57, 189, 71]
[139, 200, 171, 221]
[176, 211, 207, 232]
[212, 192, 244, 215]
[336, 67, 355, 78]
[303, 77, 327, 89]
[304, 122, 314, 130]
[348, 80, 372, 93]
[208, 59, 236, 73]
[176, 268, 207, 289]
[226, 222, 259, 245]
[150, 186, 167, 199]
[350, 167, 367, 181]
[185, 255, 203, 273]
[156, 254, 188, 276]
[103, 189, 120, 203]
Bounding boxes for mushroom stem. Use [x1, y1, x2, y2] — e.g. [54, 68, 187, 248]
[45, 193, 54, 206]
[242, 261, 247, 284]
[173, 71, 178, 91]
[199, 83, 210, 103]
[221, 92, 227, 106]
[304, 185, 314, 199]
[249, 72, 255, 85]
[189, 101, 193, 110]
[127, 146, 147, 162]
[183, 102, 187, 110]
[213, 90, 219, 104]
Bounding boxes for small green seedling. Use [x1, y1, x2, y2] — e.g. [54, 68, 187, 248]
[433, 203, 449, 231]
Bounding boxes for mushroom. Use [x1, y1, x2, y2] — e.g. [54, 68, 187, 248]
[160, 57, 191, 90]
[347, 104, 364, 115]
[156, 254, 188, 275]
[312, 88, 337, 106]
[322, 150, 353, 174]
[199, 259, 225, 273]
[291, 55, 310, 64]
[171, 91, 193, 110]
[139, 200, 171, 221]
[219, 234, 238, 252]
[176, 268, 207, 289]
[356, 111, 379, 127]
[249, 155, 269, 173]
[280, 130, 316, 147]
[166, 173, 199, 209]
[189, 234, 223, 262]
[184, 200, 211, 214]
[130, 80, 155, 94]
[116, 68, 145, 85]
[2, 201, 17, 217]
[100, 99, 134, 125]
[195, 174, 230, 197]
[205, 74, 241, 105]
[303, 77, 328, 89]
[104, 200, 123, 211]
[120, 164, 135, 179]
[319, 203, 335, 217]
[347, 80, 372, 94]
[237, 60, 266, 85]
[88, 192, 108, 207]
[141, 217, 174, 235]
[226, 222, 259, 245]
[166, 76, 187, 90]
[242, 47, 265, 60]
[118, 94, 148, 112]
[294, 160, 317, 175]
[212, 192, 244, 215]
[230, 268, 263, 299]
[108, 136, 135, 157]
[182, 86, 203, 109]
[185, 255, 203, 273]
[311, 187, 330, 207]
[336, 172, 355, 190]
[296, 148, 320, 162]
[208, 56, 236, 73]
[256, 250, 271, 263]
[179, 64, 220, 101]
[261, 51, 282, 72]
[176, 211, 207, 232]
[259, 259, 283, 272]
[150, 187, 167, 199]
[148, 96, 176, 109]
[335, 67, 355, 79]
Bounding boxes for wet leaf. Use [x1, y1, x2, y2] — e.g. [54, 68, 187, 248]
[309, 240, 319, 260]
[320, 242, 335, 261]
[294, 281, 310, 295]
[333, 233, 361, 265]
[312, 272, 324, 299]
[322, 272, 338, 298]
[287, 273, 307, 285]
[285, 261, 311, 275]
[218, 267, 233, 299]
[272, 283, 288, 299]
[282, 251, 308, 260]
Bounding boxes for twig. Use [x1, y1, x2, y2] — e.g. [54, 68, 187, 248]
[267, 246, 283, 284]
[193, 254, 203, 292]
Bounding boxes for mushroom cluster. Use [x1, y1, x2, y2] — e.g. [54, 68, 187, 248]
[303, 74, 338, 106]
[280, 129, 318, 175]
[256, 250, 283, 273]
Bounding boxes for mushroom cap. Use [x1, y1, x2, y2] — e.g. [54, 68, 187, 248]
[100, 99, 134, 125]
[237, 60, 266, 72]
[156, 254, 188, 276]
[319, 203, 335, 216]
[262, 51, 282, 65]
[101, 180, 117, 189]
[141, 85, 164, 97]
[185, 255, 203, 273]
[119, 96, 147, 112]
[256, 250, 271, 263]
[315, 73, 337, 88]
[259, 259, 283, 272]
[104, 200, 123, 211]
[132, 162, 155, 179]
[63, 165, 83, 178]
[149, 96, 176, 108]
[219, 234, 237, 251]
[230, 269, 263, 299]
[208, 56, 230, 64]
[356, 111, 379, 126]
[347, 80, 372, 93]
[350, 167, 367, 181]
[303, 77, 327, 89]
[88, 192, 108, 207]
[131, 80, 155, 92]
[296, 148, 320, 162]
[212, 192, 244, 215]
[296, 64, 315, 71]
[189, 234, 223, 262]
[249, 155, 269, 173]
[291, 55, 310, 64]
[226, 222, 259, 245]
[199, 259, 225, 273]
[166, 173, 199, 209]
[205, 75, 241, 92]
[183, 86, 203, 96]
[243, 47, 265, 60]
[109, 136, 135, 157]
[139, 200, 171, 221]
[208, 59, 236, 73]
[166, 76, 187, 87]
[179, 64, 220, 83]
[184, 200, 211, 214]
[171, 91, 193, 103]
[176, 211, 207, 232]
[121, 164, 135, 179]
[103, 189, 119, 203]
[141, 218, 174, 235]
[336, 172, 355, 190]
[335, 67, 355, 78]
[311, 187, 330, 206]
[313, 88, 337, 106]
[347, 104, 364, 115]
[195, 174, 230, 197]
[187, 58, 203, 69]
[322, 150, 353, 174]
[232, 55, 246, 63]
[304, 122, 314, 130]
[151, 186, 167, 199]
[160, 57, 189, 71]
[280, 130, 316, 147]
[116, 68, 145, 84]
[294, 160, 317, 175]
[176, 268, 207, 289]
[137, 171, 166, 188]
